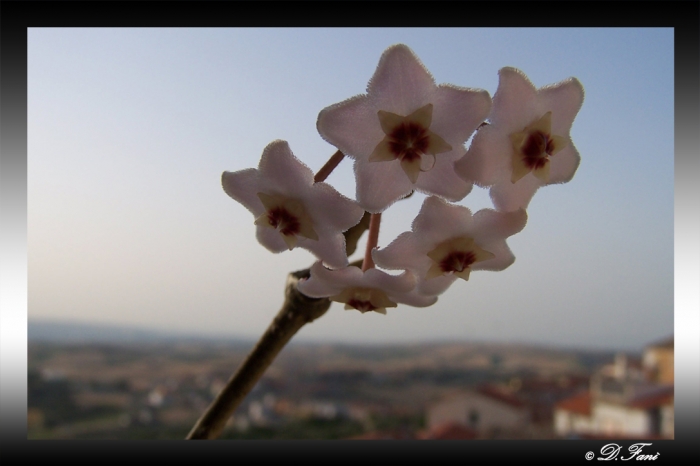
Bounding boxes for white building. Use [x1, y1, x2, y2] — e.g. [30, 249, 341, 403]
[554, 338, 674, 439]
[427, 385, 529, 436]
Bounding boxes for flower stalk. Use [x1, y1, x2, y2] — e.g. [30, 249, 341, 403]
[186, 269, 331, 440]
[186, 212, 371, 440]
[362, 213, 381, 272]
[313, 150, 345, 183]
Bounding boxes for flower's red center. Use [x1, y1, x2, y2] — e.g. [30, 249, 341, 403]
[388, 122, 431, 162]
[346, 299, 377, 313]
[509, 111, 568, 184]
[267, 207, 300, 237]
[370, 105, 452, 184]
[520, 130, 554, 170]
[440, 251, 477, 273]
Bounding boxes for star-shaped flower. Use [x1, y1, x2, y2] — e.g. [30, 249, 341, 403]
[317, 44, 492, 213]
[454, 67, 584, 212]
[298, 261, 436, 315]
[222, 140, 365, 269]
[372, 196, 528, 296]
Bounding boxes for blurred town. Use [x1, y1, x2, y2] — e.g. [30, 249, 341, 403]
[27, 324, 673, 440]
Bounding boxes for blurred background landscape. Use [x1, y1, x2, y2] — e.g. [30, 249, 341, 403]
[28, 319, 673, 440]
[26, 28, 675, 441]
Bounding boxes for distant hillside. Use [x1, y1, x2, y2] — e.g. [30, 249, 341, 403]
[27, 320, 624, 371]
[27, 319, 252, 345]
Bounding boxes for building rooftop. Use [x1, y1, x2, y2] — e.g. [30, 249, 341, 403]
[628, 385, 674, 409]
[555, 390, 591, 416]
[476, 384, 525, 409]
[647, 336, 674, 350]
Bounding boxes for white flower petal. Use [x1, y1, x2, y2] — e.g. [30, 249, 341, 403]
[354, 158, 414, 214]
[302, 182, 365, 233]
[258, 140, 314, 196]
[416, 273, 456, 297]
[297, 262, 363, 298]
[373, 232, 425, 271]
[367, 44, 436, 115]
[255, 224, 288, 254]
[397, 290, 439, 308]
[296, 277, 336, 300]
[471, 208, 528, 244]
[469, 208, 526, 271]
[471, 240, 515, 272]
[222, 169, 264, 215]
[538, 77, 585, 136]
[363, 267, 415, 294]
[431, 84, 492, 145]
[548, 145, 581, 184]
[454, 126, 512, 187]
[414, 155, 472, 202]
[490, 174, 541, 212]
[317, 94, 384, 162]
[299, 231, 349, 270]
[411, 196, 473, 244]
[489, 67, 540, 130]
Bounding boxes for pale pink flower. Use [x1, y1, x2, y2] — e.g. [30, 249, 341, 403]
[298, 261, 436, 315]
[372, 196, 527, 296]
[222, 140, 364, 269]
[317, 44, 491, 213]
[455, 67, 584, 212]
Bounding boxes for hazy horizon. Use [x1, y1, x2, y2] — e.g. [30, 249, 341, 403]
[28, 28, 673, 351]
[27, 313, 668, 353]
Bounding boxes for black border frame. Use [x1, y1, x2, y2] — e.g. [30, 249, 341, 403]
[2, 1, 698, 464]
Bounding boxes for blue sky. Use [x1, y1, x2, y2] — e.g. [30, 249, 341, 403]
[27, 28, 674, 350]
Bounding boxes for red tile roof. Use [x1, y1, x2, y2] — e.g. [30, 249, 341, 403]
[476, 384, 525, 408]
[629, 385, 674, 409]
[555, 391, 591, 416]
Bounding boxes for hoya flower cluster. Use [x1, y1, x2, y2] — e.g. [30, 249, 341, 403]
[222, 44, 584, 315]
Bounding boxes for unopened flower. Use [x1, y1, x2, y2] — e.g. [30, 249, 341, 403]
[222, 140, 364, 269]
[298, 261, 436, 315]
[372, 196, 527, 296]
[317, 44, 491, 213]
[455, 67, 584, 212]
